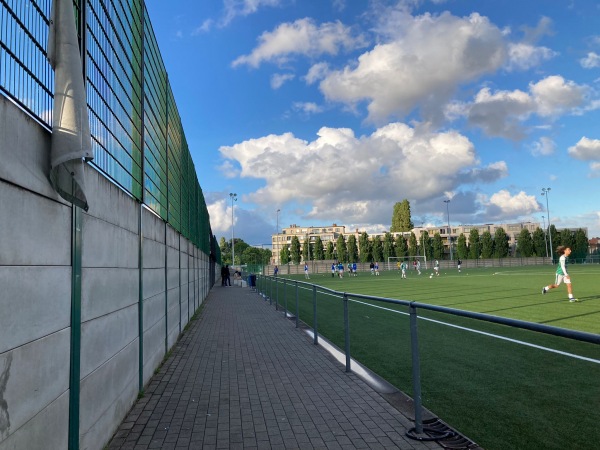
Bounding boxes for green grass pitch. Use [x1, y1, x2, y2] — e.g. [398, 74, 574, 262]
[264, 265, 600, 449]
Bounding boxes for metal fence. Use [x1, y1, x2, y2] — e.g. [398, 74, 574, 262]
[0, 0, 217, 257]
[253, 275, 600, 448]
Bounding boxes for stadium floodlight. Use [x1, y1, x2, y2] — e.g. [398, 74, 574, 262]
[541, 188, 553, 262]
[444, 200, 453, 260]
[230, 193, 237, 266]
[276, 208, 280, 264]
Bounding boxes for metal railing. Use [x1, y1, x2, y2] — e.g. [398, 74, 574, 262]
[254, 275, 600, 447]
[0, 0, 216, 255]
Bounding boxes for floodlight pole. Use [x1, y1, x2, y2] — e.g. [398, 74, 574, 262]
[444, 200, 452, 260]
[230, 193, 237, 266]
[541, 188, 553, 262]
[541, 215, 549, 259]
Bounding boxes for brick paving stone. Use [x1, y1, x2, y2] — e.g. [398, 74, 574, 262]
[106, 287, 445, 449]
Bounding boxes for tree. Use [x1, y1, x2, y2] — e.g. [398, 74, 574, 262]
[358, 232, 372, 262]
[532, 227, 548, 257]
[383, 232, 395, 260]
[517, 228, 534, 257]
[390, 199, 414, 232]
[560, 229, 575, 253]
[468, 229, 480, 259]
[325, 241, 335, 260]
[494, 228, 509, 258]
[573, 229, 589, 260]
[336, 235, 347, 262]
[242, 246, 264, 265]
[371, 235, 383, 262]
[395, 234, 407, 257]
[549, 225, 560, 257]
[421, 231, 433, 260]
[314, 236, 324, 260]
[302, 238, 311, 262]
[347, 235, 359, 262]
[456, 233, 468, 259]
[408, 232, 418, 257]
[290, 236, 301, 264]
[481, 231, 494, 258]
[219, 236, 231, 264]
[432, 233, 444, 260]
[280, 245, 290, 265]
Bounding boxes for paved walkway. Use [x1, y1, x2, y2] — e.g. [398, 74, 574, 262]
[108, 286, 443, 449]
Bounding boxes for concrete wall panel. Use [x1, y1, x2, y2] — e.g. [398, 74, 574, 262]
[166, 224, 179, 249]
[142, 320, 165, 384]
[79, 340, 138, 450]
[0, 266, 70, 354]
[0, 392, 69, 450]
[0, 96, 58, 200]
[80, 304, 138, 379]
[143, 268, 165, 300]
[142, 209, 165, 244]
[0, 182, 70, 266]
[82, 215, 138, 268]
[143, 292, 165, 333]
[142, 239, 165, 269]
[81, 267, 138, 322]
[0, 329, 70, 438]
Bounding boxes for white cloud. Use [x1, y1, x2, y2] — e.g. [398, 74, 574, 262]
[218, 123, 505, 224]
[568, 137, 600, 160]
[192, 19, 213, 35]
[530, 136, 556, 156]
[221, 0, 282, 26]
[232, 18, 367, 68]
[590, 162, 600, 178]
[270, 73, 295, 89]
[581, 52, 600, 68]
[530, 75, 586, 117]
[319, 12, 506, 123]
[292, 102, 323, 115]
[304, 62, 329, 85]
[458, 75, 588, 139]
[207, 199, 235, 234]
[506, 43, 557, 71]
[484, 190, 540, 218]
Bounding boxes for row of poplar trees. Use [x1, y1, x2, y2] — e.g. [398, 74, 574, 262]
[279, 200, 589, 264]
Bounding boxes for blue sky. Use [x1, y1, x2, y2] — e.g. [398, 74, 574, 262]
[145, 0, 600, 246]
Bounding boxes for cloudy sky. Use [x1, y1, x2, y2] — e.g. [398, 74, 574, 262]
[145, 0, 600, 246]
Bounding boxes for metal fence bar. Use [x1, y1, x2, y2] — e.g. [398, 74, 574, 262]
[343, 292, 351, 373]
[409, 303, 423, 434]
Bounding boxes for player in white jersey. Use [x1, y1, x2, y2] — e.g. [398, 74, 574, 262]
[434, 259, 440, 276]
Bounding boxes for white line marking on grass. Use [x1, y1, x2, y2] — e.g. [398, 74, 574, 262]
[349, 299, 600, 365]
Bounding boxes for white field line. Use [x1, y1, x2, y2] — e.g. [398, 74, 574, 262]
[293, 285, 600, 365]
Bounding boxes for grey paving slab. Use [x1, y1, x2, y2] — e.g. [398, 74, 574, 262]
[107, 286, 443, 449]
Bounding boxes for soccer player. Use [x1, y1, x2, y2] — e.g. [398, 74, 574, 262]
[400, 261, 408, 278]
[274, 265, 279, 277]
[416, 260, 421, 275]
[457, 258, 462, 273]
[434, 259, 440, 276]
[331, 263, 336, 277]
[374, 262, 380, 276]
[370, 261, 375, 275]
[542, 246, 578, 302]
[304, 263, 310, 279]
[338, 262, 344, 278]
[352, 262, 357, 276]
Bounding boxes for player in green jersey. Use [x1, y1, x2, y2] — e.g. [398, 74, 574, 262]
[542, 246, 578, 302]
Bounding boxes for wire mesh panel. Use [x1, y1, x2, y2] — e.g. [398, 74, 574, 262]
[0, 0, 53, 126]
[0, 0, 214, 253]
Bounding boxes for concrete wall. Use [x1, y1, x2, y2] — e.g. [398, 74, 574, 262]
[0, 95, 214, 449]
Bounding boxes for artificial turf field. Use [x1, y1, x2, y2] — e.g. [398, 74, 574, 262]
[262, 265, 600, 450]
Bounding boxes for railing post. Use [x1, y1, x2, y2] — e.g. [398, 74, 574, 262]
[312, 285, 318, 345]
[283, 279, 287, 317]
[343, 293, 351, 372]
[271, 276, 274, 308]
[409, 303, 423, 434]
[295, 281, 299, 328]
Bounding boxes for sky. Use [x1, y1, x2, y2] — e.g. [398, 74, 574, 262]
[144, 0, 600, 247]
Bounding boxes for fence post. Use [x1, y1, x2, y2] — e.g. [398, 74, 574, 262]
[312, 285, 318, 345]
[295, 282, 299, 328]
[409, 303, 423, 434]
[343, 292, 351, 372]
